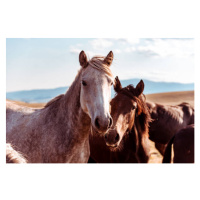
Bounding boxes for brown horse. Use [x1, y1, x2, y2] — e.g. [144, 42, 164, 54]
[6, 144, 27, 163]
[162, 124, 194, 163]
[6, 51, 114, 163]
[89, 77, 151, 163]
[147, 101, 194, 155]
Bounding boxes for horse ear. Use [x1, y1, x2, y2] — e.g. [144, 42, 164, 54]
[103, 51, 114, 67]
[79, 51, 88, 68]
[114, 76, 122, 93]
[136, 80, 144, 96]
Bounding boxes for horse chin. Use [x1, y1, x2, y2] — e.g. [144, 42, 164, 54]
[106, 143, 117, 148]
[105, 142, 121, 152]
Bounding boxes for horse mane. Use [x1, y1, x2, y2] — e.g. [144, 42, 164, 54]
[88, 56, 114, 80]
[117, 84, 151, 136]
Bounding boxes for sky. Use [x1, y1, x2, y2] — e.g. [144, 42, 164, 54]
[6, 38, 194, 92]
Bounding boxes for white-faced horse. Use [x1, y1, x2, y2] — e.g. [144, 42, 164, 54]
[6, 51, 114, 163]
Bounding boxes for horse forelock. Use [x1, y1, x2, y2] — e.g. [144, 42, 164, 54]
[88, 56, 114, 81]
[116, 85, 139, 99]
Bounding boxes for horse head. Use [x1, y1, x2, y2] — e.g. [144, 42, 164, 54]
[104, 76, 146, 148]
[79, 51, 114, 134]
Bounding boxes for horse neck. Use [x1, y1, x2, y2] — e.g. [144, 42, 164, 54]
[133, 116, 150, 163]
[44, 68, 91, 136]
[64, 69, 82, 113]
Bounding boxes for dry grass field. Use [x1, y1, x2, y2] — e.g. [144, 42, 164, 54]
[146, 90, 194, 107]
[7, 90, 194, 163]
[6, 100, 46, 109]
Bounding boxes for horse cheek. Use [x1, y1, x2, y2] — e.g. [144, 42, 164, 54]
[80, 92, 89, 115]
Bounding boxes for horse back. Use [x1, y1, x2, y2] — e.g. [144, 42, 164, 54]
[6, 101, 35, 120]
[6, 101, 40, 161]
[147, 102, 190, 144]
[6, 101, 35, 134]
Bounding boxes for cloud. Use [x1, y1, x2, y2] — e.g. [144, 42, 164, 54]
[70, 47, 81, 54]
[123, 38, 140, 44]
[114, 38, 140, 45]
[137, 38, 194, 58]
[114, 49, 122, 54]
[69, 43, 84, 55]
[84, 51, 97, 58]
[69, 46, 96, 58]
[124, 46, 136, 53]
[90, 39, 113, 50]
[137, 47, 160, 57]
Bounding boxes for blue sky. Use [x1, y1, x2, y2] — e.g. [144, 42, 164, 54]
[6, 38, 194, 92]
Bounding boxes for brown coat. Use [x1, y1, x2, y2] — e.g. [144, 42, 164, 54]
[147, 102, 194, 155]
[89, 77, 151, 163]
[162, 124, 194, 163]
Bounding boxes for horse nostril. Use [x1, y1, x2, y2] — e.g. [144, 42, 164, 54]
[115, 134, 119, 142]
[95, 118, 100, 129]
[108, 117, 113, 128]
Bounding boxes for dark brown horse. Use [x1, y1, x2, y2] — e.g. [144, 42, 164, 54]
[147, 101, 194, 155]
[162, 124, 194, 163]
[89, 77, 151, 163]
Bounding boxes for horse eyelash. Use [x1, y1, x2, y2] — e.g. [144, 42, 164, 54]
[82, 80, 87, 86]
[106, 77, 113, 85]
[132, 105, 136, 110]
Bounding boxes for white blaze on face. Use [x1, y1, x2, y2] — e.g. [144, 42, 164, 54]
[115, 113, 129, 139]
[100, 75, 112, 117]
[80, 67, 113, 131]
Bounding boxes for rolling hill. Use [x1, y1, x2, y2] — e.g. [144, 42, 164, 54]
[6, 78, 194, 103]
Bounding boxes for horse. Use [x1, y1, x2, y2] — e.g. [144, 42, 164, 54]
[88, 76, 152, 163]
[6, 143, 27, 163]
[147, 101, 194, 155]
[6, 51, 114, 163]
[162, 124, 194, 163]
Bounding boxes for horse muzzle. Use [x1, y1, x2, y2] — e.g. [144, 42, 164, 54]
[93, 116, 113, 134]
[104, 130, 120, 147]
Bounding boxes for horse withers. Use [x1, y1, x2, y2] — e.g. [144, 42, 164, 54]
[6, 51, 114, 163]
[89, 77, 151, 163]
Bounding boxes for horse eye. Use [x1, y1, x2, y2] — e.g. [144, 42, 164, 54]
[132, 105, 136, 110]
[111, 82, 113, 86]
[82, 80, 87, 86]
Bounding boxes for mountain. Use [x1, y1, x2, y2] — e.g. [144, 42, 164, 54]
[6, 79, 194, 103]
[6, 87, 68, 103]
